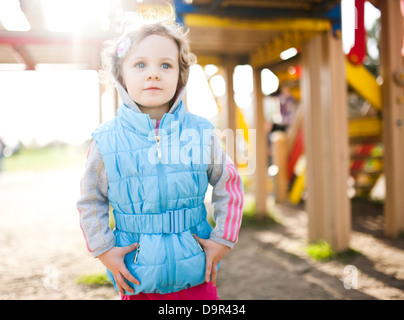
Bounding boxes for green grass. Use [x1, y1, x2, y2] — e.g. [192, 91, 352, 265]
[306, 241, 336, 262]
[306, 241, 361, 262]
[3, 144, 88, 172]
[76, 272, 112, 287]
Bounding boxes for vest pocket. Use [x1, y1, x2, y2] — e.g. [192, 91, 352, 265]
[123, 231, 207, 293]
[173, 230, 206, 288]
[124, 235, 169, 293]
[175, 249, 206, 288]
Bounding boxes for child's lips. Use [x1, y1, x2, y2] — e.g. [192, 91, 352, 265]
[145, 87, 161, 91]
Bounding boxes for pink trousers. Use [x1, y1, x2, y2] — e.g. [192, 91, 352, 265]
[121, 282, 219, 300]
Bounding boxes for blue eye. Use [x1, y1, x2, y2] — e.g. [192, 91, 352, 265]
[161, 63, 171, 69]
[136, 62, 146, 69]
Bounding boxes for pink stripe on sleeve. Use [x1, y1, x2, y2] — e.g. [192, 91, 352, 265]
[223, 166, 235, 240]
[87, 141, 94, 159]
[227, 164, 243, 241]
[224, 164, 243, 242]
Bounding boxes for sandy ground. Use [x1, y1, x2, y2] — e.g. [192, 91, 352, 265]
[0, 166, 403, 300]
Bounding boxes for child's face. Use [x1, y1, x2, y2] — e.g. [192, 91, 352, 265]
[121, 34, 180, 115]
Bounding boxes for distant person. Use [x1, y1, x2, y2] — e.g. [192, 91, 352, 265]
[76, 6, 243, 300]
[265, 86, 297, 133]
[264, 86, 298, 165]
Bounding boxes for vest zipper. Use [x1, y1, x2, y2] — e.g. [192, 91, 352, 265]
[154, 115, 175, 288]
[154, 135, 162, 159]
[133, 245, 140, 263]
[155, 114, 167, 211]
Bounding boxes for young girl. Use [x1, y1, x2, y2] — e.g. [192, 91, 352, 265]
[77, 8, 243, 300]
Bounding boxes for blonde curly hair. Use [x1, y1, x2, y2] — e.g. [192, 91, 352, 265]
[100, 5, 196, 91]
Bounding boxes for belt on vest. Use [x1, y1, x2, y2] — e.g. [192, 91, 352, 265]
[114, 206, 205, 234]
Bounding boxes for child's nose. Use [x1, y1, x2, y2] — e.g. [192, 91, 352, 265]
[147, 69, 160, 81]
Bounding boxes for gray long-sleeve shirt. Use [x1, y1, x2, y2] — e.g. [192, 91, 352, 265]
[77, 77, 243, 257]
[77, 133, 244, 257]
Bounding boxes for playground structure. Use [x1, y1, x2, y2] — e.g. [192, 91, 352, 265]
[0, 0, 403, 253]
[284, 44, 384, 204]
[174, 0, 404, 252]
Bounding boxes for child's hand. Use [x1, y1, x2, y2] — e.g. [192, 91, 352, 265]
[97, 243, 140, 295]
[193, 235, 230, 286]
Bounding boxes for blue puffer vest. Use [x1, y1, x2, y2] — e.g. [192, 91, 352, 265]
[92, 102, 214, 295]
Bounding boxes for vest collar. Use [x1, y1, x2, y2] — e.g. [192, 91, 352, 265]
[117, 101, 186, 136]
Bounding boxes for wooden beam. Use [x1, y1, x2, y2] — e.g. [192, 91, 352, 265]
[249, 30, 327, 68]
[252, 67, 268, 219]
[195, 55, 222, 66]
[6, 44, 35, 70]
[346, 58, 382, 111]
[19, 0, 46, 31]
[349, 117, 382, 138]
[0, 30, 113, 46]
[221, 0, 313, 10]
[379, 0, 404, 237]
[301, 30, 351, 252]
[184, 14, 331, 32]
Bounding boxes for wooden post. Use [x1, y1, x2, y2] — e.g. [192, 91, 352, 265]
[222, 57, 237, 162]
[271, 131, 288, 202]
[301, 30, 351, 252]
[253, 68, 268, 219]
[379, 0, 404, 237]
